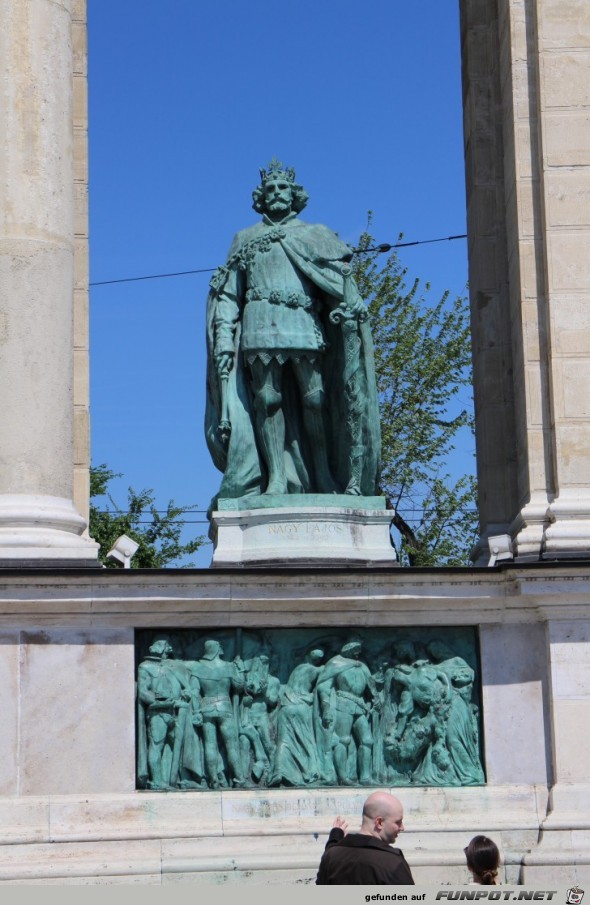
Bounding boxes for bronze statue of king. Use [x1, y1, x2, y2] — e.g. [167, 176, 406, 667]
[205, 160, 381, 505]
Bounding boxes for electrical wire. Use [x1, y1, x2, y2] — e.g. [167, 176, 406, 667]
[90, 266, 216, 287]
[93, 508, 479, 522]
[89, 233, 467, 287]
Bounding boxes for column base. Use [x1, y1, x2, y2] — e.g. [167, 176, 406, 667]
[511, 495, 551, 560]
[209, 495, 398, 568]
[523, 783, 590, 883]
[544, 491, 590, 559]
[0, 494, 99, 564]
[475, 492, 590, 564]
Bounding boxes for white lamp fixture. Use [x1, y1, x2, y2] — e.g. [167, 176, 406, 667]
[106, 534, 139, 569]
[487, 533, 514, 567]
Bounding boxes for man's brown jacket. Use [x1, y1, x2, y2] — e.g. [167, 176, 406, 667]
[316, 828, 415, 885]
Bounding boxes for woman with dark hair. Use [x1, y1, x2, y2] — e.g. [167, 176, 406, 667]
[465, 835, 501, 885]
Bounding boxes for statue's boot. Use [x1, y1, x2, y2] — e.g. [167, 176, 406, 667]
[259, 409, 288, 494]
[345, 447, 363, 495]
[344, 480, 362, 495]
[147, 779, 172, 790]
[358, 745, 372, 785]
[147, 753, 168, 790]
[252, 759, 267, 782]
[303, 406, 339, 493]
[333, 742, 351, 784]
[233, 776, 254, 788]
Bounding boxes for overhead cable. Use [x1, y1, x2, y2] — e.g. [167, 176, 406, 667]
[89, 233, 467, 287]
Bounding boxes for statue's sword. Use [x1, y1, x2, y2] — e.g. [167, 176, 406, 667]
[169, 698, 189, 788]
[218, 374, 232, 446]
[329, 266, 366, 495]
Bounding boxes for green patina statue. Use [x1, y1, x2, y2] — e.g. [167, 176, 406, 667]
[137, 639, 206, 790]
[316, 639, 377, 786]
[205, 160, 381, 502]
[136, 628, 485, 791]
[186, 639, 248, 788]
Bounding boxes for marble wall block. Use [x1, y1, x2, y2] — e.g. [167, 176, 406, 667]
[0, 632, 20, 795]
[547, 620, 590, 783]
[480, 623, 550, 785]
[19, 629, 135, 795]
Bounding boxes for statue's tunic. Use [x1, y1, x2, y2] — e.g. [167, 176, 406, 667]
[213, 214, 327, 362]
[205, 213, 381, 504]
[242, 240, 324, 358]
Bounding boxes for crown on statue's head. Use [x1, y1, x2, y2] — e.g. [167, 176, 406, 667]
[259, 158, 296, 185]
[252, 159, 308, 214]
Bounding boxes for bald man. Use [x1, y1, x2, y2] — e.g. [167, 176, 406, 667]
[315, 792, 414, 885]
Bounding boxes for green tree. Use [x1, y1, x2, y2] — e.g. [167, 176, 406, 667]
[353, 223, 478, 566]
[89, 464, 206, 568]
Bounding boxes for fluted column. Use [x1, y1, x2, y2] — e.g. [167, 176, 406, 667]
[0, 0, 97, 562]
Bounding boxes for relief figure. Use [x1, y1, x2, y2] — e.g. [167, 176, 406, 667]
[137, 639, 205, 790]
[239, 653, 280, 784]
[269, 648, 325, 787]
[316, 640, 377, 786]
[187, 640, 247, 788]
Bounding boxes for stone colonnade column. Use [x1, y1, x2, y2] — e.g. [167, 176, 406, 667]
[460, 0, 520, 561]
[0, 0, 97, 562]
[461, 0, 590, 562]
[534, 0, 590, 557]
[72, 0, 92, 527]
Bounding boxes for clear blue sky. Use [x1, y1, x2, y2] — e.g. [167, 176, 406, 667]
[88, 1, 471, 566]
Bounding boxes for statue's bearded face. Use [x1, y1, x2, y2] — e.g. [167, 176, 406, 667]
[263, 178, 293, 215]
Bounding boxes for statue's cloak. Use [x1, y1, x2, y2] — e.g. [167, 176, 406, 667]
[205, 219, 381, 509]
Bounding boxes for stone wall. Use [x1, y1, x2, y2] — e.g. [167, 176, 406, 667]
[0, 566, 587, 884]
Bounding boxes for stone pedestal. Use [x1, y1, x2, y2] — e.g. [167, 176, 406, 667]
[209, 495, 398, 567]
[0, 564, 587, 883]
[0, 0, 97, 563]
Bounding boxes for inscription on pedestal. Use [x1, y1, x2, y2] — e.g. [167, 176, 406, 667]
[268, 522, 345, 537]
